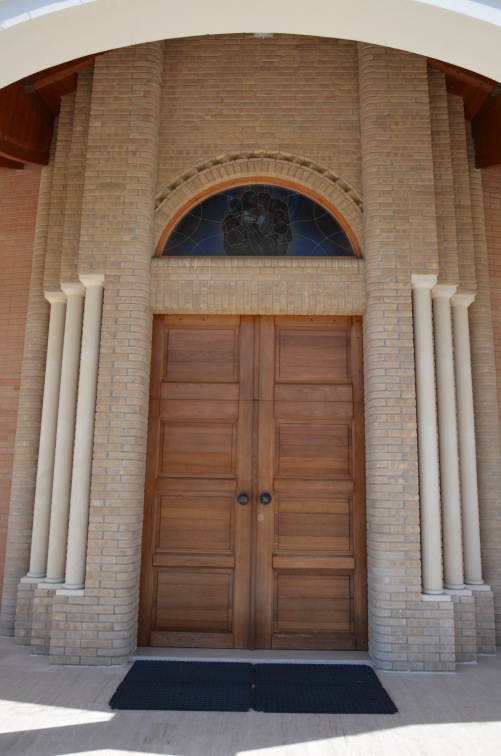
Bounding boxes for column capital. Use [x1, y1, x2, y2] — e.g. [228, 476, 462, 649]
[451, 293, 475, 308]
[411, 274, 437, 291]
[79, 273, 105, 289]
[431, 284, 457, 300]
[44, 290, 67, 305]
[61, 282, 85, 297]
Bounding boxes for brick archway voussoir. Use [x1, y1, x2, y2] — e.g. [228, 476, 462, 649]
[153, 152, 364, 257]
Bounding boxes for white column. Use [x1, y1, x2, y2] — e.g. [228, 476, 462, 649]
[412, 274, 444, 595]
[452, 294, 484, 586]
[45, 283, 85, 583]
[432, 284, 465, 589]
[26, 291, 67, 578]
[63, 275, 105, 590]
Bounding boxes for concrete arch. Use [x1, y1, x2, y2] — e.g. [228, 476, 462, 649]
[0, 0, 501, 89]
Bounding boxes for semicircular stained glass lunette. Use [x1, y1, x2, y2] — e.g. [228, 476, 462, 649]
[161, 184, 355, 257]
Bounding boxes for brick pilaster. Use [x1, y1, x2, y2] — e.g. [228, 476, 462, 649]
[428, 68, 459, 285]
[468, 133, 501, 642]
[49, 42, 164, 665]
[359, 42, 455, 671]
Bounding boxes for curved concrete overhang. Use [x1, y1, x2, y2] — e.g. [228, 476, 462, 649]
[0, 0, 501, 88]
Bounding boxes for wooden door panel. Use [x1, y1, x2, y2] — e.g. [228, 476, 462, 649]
[276, 328, 349, 382]
[276, 495, 352, 553]
[273, 573, 355, 649]
[161, 420, 237, 477]
[165, 328, 239, 382]
[276, 421, 351, 478]
[275, 574, 352, 631]
[155, 571, 233, 631]
[157, 492, 233, 552]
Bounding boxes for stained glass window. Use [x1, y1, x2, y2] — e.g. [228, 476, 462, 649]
[161, 184, 354, 257]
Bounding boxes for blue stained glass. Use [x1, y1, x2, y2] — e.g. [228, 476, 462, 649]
[162, 185, 354, 257]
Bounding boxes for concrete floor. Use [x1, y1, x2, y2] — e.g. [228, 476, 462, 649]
[0, 638, 500, 756]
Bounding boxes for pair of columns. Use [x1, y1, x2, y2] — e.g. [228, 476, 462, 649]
[26, 274, 105, 591]
[412, 275, 484, 594]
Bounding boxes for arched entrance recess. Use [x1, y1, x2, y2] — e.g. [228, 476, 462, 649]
[139, 162, 367, 651]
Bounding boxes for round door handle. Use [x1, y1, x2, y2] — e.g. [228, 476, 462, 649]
[237, 492, 250, 505]
[259, 492, 272, 505]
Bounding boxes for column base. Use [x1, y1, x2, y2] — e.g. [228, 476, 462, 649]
[56, 587, 85, 596]
[421, 592, 451, 601]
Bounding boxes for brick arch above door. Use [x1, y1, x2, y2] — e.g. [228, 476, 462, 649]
[153, 152, 364, 258]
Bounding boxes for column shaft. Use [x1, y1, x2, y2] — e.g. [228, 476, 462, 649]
[432, 285, 464, 589]
[64, 277, 104, 590]
[452, 295, 484, 585]
[412, 275, 443, 594]
[27, 293, 67, 578]
[45, 284, 85, 583]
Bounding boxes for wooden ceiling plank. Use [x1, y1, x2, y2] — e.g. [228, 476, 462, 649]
[0, 81, 53, 166]
[472, 93, 501, 168]
[464, 88, 492, 121]
[36, 73, 79, 117]
[28, 56, 96, 90]
[0, 141, 48, 165]
[472, 90, 501, 133]
[428, 58, 497, 93]
[0, 155, 23, 170]
[474, 151, 501, 170]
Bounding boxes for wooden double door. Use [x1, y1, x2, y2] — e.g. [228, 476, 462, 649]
[139, 315, 367, 650]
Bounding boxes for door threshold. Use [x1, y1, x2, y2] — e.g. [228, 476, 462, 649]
[132, 647, 373, 665]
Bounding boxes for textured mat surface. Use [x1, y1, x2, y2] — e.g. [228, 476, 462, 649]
[109, 661, 252, 711]
[253, 663, 398, 714]
[109, 661, 397, 714]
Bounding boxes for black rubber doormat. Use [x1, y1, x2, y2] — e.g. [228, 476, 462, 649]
[109, 661, 397, 714]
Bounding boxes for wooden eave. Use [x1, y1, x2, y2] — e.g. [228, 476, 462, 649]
[428, 58, 501, 169]
[0, 55, 95, 169]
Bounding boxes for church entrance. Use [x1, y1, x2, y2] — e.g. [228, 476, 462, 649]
[138, 315, 367, 650]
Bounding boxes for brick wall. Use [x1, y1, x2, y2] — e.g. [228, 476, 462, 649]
[0, 166, 41, 610]
[157, 35, 361, 195]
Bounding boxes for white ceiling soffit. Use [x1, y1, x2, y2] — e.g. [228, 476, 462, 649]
[0, 0, 500, 88]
